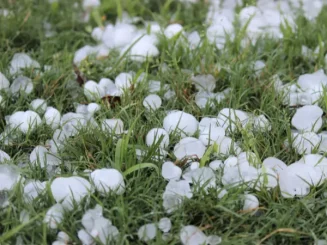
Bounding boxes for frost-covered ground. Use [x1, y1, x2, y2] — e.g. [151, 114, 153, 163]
[3, 0, 327, 244]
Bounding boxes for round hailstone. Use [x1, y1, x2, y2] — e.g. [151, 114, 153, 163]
[115, 72, 133, 93]
[262, 157, 287, 175]
[206, 235, 222, 245]
[222, 164, 259, 187]
[82, 204, 104, 232]
[50, 176, 92, 210]
[0, 149, 10, 163]
[292, 132, 321, 154]
[138, 223, 157, 242]
[56, 231, 70, 243]
[78, 229, 94, 245]
[146, 128, 169, 148]
[163, 179, 193, 198]
[199, 117, 219, 132]
[297, 69, 327, 94]
[99, 78, 117, 95]
[238, 151, 259, 167]
[199, 126, 225, 146]
[180, 226, 207, 245]
[217, 108, 249, 132]
[183, 167, 216, 190]
[191, 74, 216, 92]
[91, 27, 103, 41]
[190, 161, 200, 170]
[163, 111, 199, 137]
[89, 217, 119, 243]
[195, 91, 214, 109]
[30, 99, 47, 114]
[299, 154, 327, 178]
[30, 145, 61, 168]
[279, 162, 323, 198]
[216, 136, 241, 155]
[224, 156, 238, 168]
[101, 119, 124, 134]
[124, 34, 159, 62]
[9, 53, 40, 75]
[143, 94, 162, 110]
[0, 72, 10, 90]
[44, 204, 64, 229]
[44, 107, 61, 130]
[87, 103, 101, 114]
[23, 180, 46, 202]
[164, 24, 183, 39]
[73, 45, 97, 64]
[90, 168, 125, 195]
[148, 80, 161, 93]
[84, 80, 105, 101]
[257, 167, 278, 189]
[10, 76, 33, 95]
[188, 31, 201, 49]
[0, 164, 20, 191]
[243, 194, 259, 211]
[162, 161, 182, 180]
[209, 160, 223, 171]
[174, 137, 206, 160]
[291, 105, 323, 132]
[253, 115, 271, 132]
[8, 110, 42, 134]
[158, 217, 171, 233]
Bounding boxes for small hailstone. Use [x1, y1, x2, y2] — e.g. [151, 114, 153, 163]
[51, 176, 92, 210]
[44, 204, 64, 229]
[164, 179, 193, 198]
[190, 161, 200, 170]
[90, 168, 125, 195]
[138, 223, 157, 242]
[174, 137, 206, 160]
[89, 217, 119, 243]
[188, 31, 201, 49]
[99, 78, 116, 94]
[44, 107, 61, 130]
[0, 72, 10, 90]
[84, 80, 105, 101]
[73, 45, 97, 64]
[191, 74, 216, 92]
[158, 217, 171, 233]
[199, 117, 219, 132]
[163, 111, 199, 137]
[20, 209, 30, 224]
[30, 145, 61, 168]
[216, 136, 241, 155]
[0, 149, 10, 163]
[224, 156, 238, 168]
[82, 204, 104, 232]
[291, 105, 323, 132]
[209, 160, 223, 171]
[23, 180, 46, 202]
[9, 53, 40, 75]
[164, 24, 183, 39]
[82, 0, 100, 9]
[262, 157, 287, 175]
[183, 167, 216, 190]
[162, 161, 182, 180]
[87, 103, 101, 114]
[292, 132, 321, 154]
[180, 225, 207, 245]
[148, 80, 161, 93]
[217, 108, 248, 132]
[0, 164, 20, 191]
[253, 115, 271, 132]
[101, 119, 124, 134]
[253, 60, 265, 75]
[91, 27, 103, 41]
[164, 89, 176, 100]
[217, 188, 228, 199]
[199, 126, 225, 146]
[146, 128, 169, 148]
[257, 167, 278, 189]
[115, 72, 133, 93]
[57, 231, 70, 243]
[30, 99, 47, 114]
[78, 229, 94, 245]
[243, 194, 259, 211]
[143, 94, 162, 110]
[206, 235, 222, 245]
[10, 76, 33, 95]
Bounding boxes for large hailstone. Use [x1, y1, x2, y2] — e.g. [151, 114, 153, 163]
[217, 108, 249, 132]
[102, 23, 138, 49]
[191, 74, 216, 92]
[0, 72, 10, 90]
[297, 69, 327, 99]
[44, 107, 61, 130]
[10, 76, 33, 95]
[279, 162, 323, 198]
[222, 164, 259, 187]
[162, 161, 182, 180]
[163, 111, 199, 137]
[180, 225, 207, 245]
[138, 223, 157, 242]
[174, 137, 206, 160]
[44, 204, 64, 229]
[0, 164, 20, 192]
[101, 119, 124, 134]
[84, 80, 106, 100]
[30, 145, 61, 168]
[7, 110, 41, 133]
[50, 176, 92, 210]
[262, 157, 287, 175]
[90, 168, 125, 195]
[146, 128, 169, 148]
[30, 99, 47, 114]
[292, 132, 321, 154]
[9, 53, 40, 75]
[143, 94, 162, 110]
[291, 105, 323, 132]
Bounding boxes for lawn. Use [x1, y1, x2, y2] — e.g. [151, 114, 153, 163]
[1, 0, 327, 244]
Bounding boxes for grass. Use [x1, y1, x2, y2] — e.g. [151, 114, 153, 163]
[1, 0, 327, 244]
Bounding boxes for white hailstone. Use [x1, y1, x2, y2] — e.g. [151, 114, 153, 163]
[158, 217, 171, 233]
[91, 27, 103, 41]
[195, 91, 214, 109]
[237, 152, 259, 167]
[148, 80, 161, 93]
[253, 60, 265, 75]
[9, 53, 40, 75]
[84, 80, 106, 101]
[89, 217, 119, 243]
[298, 154, 327, 178]
[297, 69, 327, 101]
[20, 210, 30, 224]
[30, 145, 61, 168]
[174, 137, 206, 160]
[30, 99, 47, 114]
[73, 45, 97, 64]
[183, 167, 216, 190]
[138, 223, 157, 242]
[257, 167, 278, 189]
[0, 95, 3, 107]
[243, 194, 259, 211]
[164, 89, 176, 100]
[115, 72, 133, 93]
[50, 176, 92, 210]
[143, 94, 162, 110]
[291, 105, 323, 132]
[162, 161, 182, 180]
[82, 204, 104, 232]
[0, 72, 10, 90]
[0, 164, 20, 192]
[7, 110, 41, 133]
[206, 235, 222, 245]
[262, 157, 287, 175]
[44, 204, 64, 229]
[224, 156, 238, 168]
[217, 108, 249, 132]
[164, 24, 183, 39]
[56, 231, 70, 243]
[209, 160, 223, 171]
[180, 225, 207, 245]
[279, 162, 323, 198]
[99, 78, 116, 94]
[164, 179, 193, 198]
[146, 128, 169, 148]
[0, 149, 10, 163]
[101, 119, 124, 134]
[206, 16, 234, 49]
[191, 74, 216, 92]
[163, 111, 199, 137]
[217, 188, 228, 199]
[82, 0, 100, 9]
[199, 117, 219, 132]
[44, 107, 61, 130]
[90, 168, 125, 195]
[188, 31, 201, 49]
[190, 161, 200, 170]
[292, 132, 321, 154]
[87, 103, 100, 114]
[78, 229, 94, 245]
[222, 164, 259, 187]
[216, 136, 241, 155]
[23, 180, 46, 202]
[10, 76, 33, 95]
[253, 115, 271, 132]
[102, 23, 138, 49]
[199, 126, 225, 146]
[61, 113, 87, 134]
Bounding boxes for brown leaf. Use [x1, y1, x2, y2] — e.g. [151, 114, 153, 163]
[102, 95, 121, 109]
[73, 65, 86, 86]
